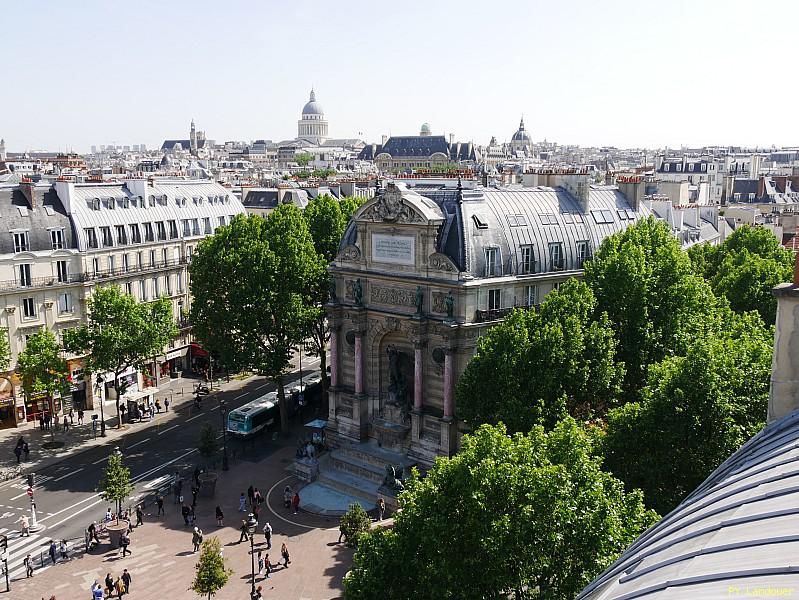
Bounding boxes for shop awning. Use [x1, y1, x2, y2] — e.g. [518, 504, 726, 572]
[304, 419, 328, 429]
[190, 343, 209, 358]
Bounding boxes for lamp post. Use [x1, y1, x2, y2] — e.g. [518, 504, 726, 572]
[113, 446, 123, 517]
[96, 374, 106, 437]
[246, 513, 258, 599]
[219, 398, 229, 471]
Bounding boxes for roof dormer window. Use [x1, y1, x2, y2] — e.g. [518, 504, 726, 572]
[472, 214, 488, 229]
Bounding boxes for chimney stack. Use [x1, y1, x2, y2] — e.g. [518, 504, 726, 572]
[20, 181, 42, 210]
[768, 253, 799, 423]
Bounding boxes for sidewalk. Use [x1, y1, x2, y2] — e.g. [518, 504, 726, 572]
[0, 373, 258, 476]
[6, 443, 352, 599]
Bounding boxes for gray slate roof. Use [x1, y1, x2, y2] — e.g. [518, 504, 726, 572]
[578, 409, 799, 600]
[0, 184, 76, 254]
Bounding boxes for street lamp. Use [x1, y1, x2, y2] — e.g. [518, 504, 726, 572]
[219, 398, 229, 471]
[246, 513, 258, 599]
[96, 374, 106, 437]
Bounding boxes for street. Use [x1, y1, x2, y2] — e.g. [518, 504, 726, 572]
[0, 354, 322, 582]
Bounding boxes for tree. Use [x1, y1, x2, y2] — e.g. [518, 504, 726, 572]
[197, 422, 219, 466]
[17, 328, 70, 443]
[63, 285, 177, 429]
[98, 450, 133, 521]
[601, 309, 773, 514]
[339, 503, 372, 548]
[344, 420, 658, 600]
[456, 280, 624, 433]
[190, 209, 324, 433]
[689, 225, 794, 325]
[190, 537, 232, 599]
[584, 216, 719, 393]
[295, 152, 313, 167]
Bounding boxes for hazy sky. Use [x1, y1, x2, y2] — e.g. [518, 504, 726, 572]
[2, 0, 797, 152]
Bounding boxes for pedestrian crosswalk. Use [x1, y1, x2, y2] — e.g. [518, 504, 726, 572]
[8, 474, 53, 490]
[0, 526, 63, 581]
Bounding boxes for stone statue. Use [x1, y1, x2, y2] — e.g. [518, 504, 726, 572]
[382, 464, 404, 493]
[353, 278, 363, 307]
[415, 285, 424, 315]
[328, 277, 337, 302]
[444, 290, 455, 319]
[386, 345, 408, 409]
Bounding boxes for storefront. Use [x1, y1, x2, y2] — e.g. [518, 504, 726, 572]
[24, 390, 61, 423]
[0, 392, 16, 429]
[190, 343, 210, 377]
[102, 366, 140, 402]
[67, 361, 87, 412]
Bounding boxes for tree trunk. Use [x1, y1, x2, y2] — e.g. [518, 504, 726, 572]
[115, 371, 122, 429]
[276, 376, 289, 435]
[50, 396, 56, 444]
[319, 344, 328, 416]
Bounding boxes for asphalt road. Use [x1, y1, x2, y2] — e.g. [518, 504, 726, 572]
[0, 355, 322, 581]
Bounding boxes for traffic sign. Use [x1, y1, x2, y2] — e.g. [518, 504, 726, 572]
[26, 487, 32, 497]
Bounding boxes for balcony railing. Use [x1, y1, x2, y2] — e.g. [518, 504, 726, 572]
[0, 257, 188, 292]
[474, 303, 538, 324]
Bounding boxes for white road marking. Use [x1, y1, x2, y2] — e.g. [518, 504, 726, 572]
[234, 392, 247, 400]
[157, 424, 179, 436]
[91, 455, 109, 465]
[186, 413, 205, 422]
[9, 491, 29, 501]
[53, 467, 83, 482]
[127, 437, 151, 449]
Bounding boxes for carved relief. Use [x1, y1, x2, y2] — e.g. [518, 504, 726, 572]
[361, 183, 425, 224]
[428, 252, 458, 272]
[337, 245, 361, 262]
[432, 292, 446, 314]
[370, 285, 416, 307]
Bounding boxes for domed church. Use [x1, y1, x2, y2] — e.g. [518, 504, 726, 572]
[510, 116, 533, 154]
[297, 88, 329, 145]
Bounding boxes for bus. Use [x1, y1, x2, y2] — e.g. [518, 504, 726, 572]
[226, 391, 279, 438]
[288, 369, 324, 407]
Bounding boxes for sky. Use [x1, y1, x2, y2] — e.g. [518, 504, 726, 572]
[2, 0, 798, 153]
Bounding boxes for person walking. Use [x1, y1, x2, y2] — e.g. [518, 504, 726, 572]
[338, 519, 346, 544]
[38, 414, 44, 431]
[59, 539, 68, 560]
[253, 487, 262, 506]
[292, 491, 300, 515]
[247, 485, 255, 509]
[114, 575, 126, 598]
[264, 553, 272, 578]
[263, 521, 272, 549]
[62, 415, 69, 432]
[238, 492, 246, 512]
[164, 397, 170, 412]
[23, 440, 30, 461]
[121, 569, 131, 594]
[254, 585, 264, 599]
[191, 485, 199, 507]
[283, 486, 292, 509]
[156, 495, 164, 517]
[78, 410, 84, 425]
[119, 531, 131, 557]
[135, 505, 144, 527]
[192, 527, 203, 552]
[23, 553, 33, 578]
[238, 519, 249, 543]
[48, 539, 58, 564]
[88, 522, 100, 547]
[68, 409, 74, 425]
[104, 573, 114, 597]
[377, 497, 386, 521]
[19, 514, 29, 537]
[281, 542, 290, 568]
[13, 443, 21, 464]
[215, 505, 224, 527]
[181, 504, 190, 526]
[155, 399, 161, 413]
[257, 550, 264, 575]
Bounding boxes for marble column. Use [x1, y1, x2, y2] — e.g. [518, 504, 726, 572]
[329, 327, 339, 388]
[354, 334, 363, 395]
[443, 349, 454, 420]
[414, 343, 423, 412]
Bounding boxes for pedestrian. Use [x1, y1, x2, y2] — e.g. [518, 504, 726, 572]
[105, 507, 113, 522]
[292, 491, 300, 514]
[62, 415, 69, 432]
[49, 539, 58, 564]
[377, 497, 386, 521]
[164, 397, 170, 411]
[155, 399, 161, 413]
[257, 550, 264, 575]
[253, 501, 261, 522]
[13, 444, 21, 464]
[121, 569, 131, 594]
[88, 522, 100, 547]
[254, 487, 263, 506]
[181, 504, 190, 526]
[119, 531, 131, 557]
[281, 542, 290, 568]
[23, 441, 29, 461]
[264, 553, 272, 578]
[254, 585, 263, 600]
[338, 519, 346, 544]
[194, 467, 201, 488]
[39, 414, 44, 431]
[174, 477, 183, 504]
[91, 580, 102, 599]
[192, 527, 203, 552]
[189, 504, 196, 526]
[114, 576, 126, 598]
[104, 573, 114, 597]
[156, 495, 164, 517]
[78, 410, 84, 425]
[263, 521, 272, 549]
[135, 505, 143, 527]
[247, 485, 255, 508]
[68, 409, 74, 425]
[283, 485, 292, 509]
[238, 519, 249, 543]
[191, 485, 198, 507]
[24, 553, 33, 577]
[239, 492, 246, 512]
[59, 539, 68, 560]
[215, 505, 224, 527]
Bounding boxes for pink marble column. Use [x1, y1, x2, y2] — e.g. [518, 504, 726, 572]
[354, 334, 363, 395]
[329, 328, 339, 388]
[414, 345, 423, 412]
[443, 350, 454, 420]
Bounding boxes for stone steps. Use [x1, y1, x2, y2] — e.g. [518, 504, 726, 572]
[330, 449, 385, 486]
[317, 468, 380, 502]
[337, 441, 415, 471]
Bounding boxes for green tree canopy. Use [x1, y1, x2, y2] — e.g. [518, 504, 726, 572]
[190, 209, 324, 433]
[456, 280, 624, 433]
[339, 503, 372, 548]
[601, 309, 773, 514]
[63, 285, 177, 428]
[190, 536, 232, 599]
[344, 420, 657, 600]
[584, 216, 719, 393]
[197, 422, 219, 463]
[689, 225, 794, 325]
[98, 450, 133, 520]
[295, 152, 313, 167]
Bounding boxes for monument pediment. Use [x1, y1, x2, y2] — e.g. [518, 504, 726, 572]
[357, 182, 443, 225]
[428, 252, 458, 273]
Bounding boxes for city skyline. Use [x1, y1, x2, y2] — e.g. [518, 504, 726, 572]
[2, 0, 798, 152]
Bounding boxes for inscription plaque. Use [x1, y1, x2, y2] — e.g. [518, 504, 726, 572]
[372, 233, 415, 266]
